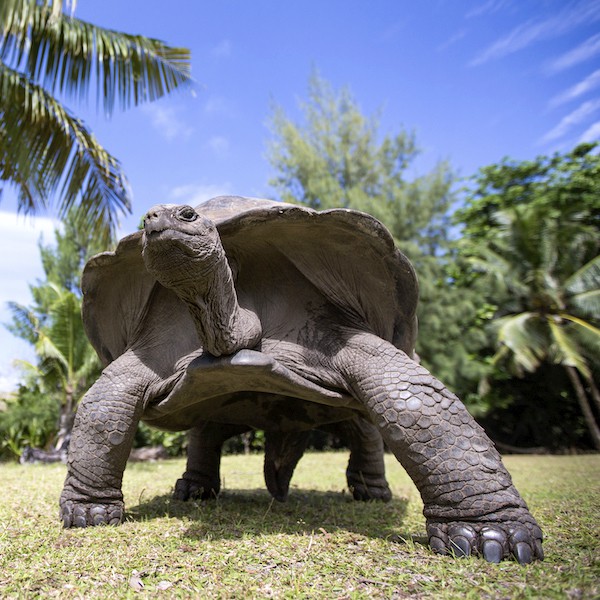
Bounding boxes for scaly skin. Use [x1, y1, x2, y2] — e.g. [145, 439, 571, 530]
[328, 418, 392, 502]
[335, 332, 543, 563]
[173, 422, 250, 501]
[60, 352, 148, 527]
[263, 430, 312, 501]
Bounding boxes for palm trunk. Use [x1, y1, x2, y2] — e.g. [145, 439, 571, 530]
[54, 384, 75, 451]
[587, 377, 600, 414]
[565, 366, 600, 451]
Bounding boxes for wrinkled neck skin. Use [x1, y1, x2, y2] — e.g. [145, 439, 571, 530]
[176, 242, 261, 356]
[142, 221, 261, 357]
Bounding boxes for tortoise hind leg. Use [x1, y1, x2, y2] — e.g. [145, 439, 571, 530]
[174, 421, 250, 501]
[323, 417, 392, 502]
[264, 430, 311, 502]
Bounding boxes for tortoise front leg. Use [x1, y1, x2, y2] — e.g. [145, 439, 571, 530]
[335, 333, 543, 564]
[60, 352, 148, 527]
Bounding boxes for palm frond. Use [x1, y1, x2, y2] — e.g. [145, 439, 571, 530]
[5, 300, 39, 343]
[547, 317, 591, 380]
[559, 313, 600, 338]
[568, 289, 600, 320]
[566, 255, 600, 292]
[494, 312, 547, 373]
[565, 255, 600, 319]
[73, 345, 102, 394]
[10, 358, 40, 378]
[0, 61, 129, 242]
[0, 0, 192, 115]
[36, 332, 68, 368]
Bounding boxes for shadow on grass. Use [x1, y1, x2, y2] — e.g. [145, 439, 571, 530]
[127, 487, 412, 543]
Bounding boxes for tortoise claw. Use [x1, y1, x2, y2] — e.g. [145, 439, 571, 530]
[346, 469, 392, 502]
[482, 539, 504, 563]
[480, 526, 507, 563]
[61, 500, 123, 528]
[514, 541, 533, 564]
[509, 527, 536, 564]
[448, 524, 477, 558]
[426, 513, 543, 565]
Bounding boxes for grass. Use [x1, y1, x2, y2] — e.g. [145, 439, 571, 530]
[0, 452, 598, 599]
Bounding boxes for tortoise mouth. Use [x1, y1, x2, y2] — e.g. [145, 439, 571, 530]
[143, 228, 200, 257]
[144, 227, 198, 243]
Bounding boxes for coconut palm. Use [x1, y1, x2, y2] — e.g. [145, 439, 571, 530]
[9, 282, 102, 449]
[0, 0, 191, 242]
[471, 204, 600, 449]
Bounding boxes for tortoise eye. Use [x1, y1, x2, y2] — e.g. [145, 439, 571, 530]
[177, 206, 198, 222]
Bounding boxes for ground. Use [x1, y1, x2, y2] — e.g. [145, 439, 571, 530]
[0, 452, 598, 598]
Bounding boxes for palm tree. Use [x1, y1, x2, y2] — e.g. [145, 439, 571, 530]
[471, 204, 600, 449]
[9, 282, 102, 449]
[0, 0, 191, 242]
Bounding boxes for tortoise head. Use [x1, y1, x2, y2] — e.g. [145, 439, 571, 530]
[141, 203, 261, 356]
[142, 204, 226, 292]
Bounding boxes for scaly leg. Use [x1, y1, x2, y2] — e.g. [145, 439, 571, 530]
[263, 429, 312, 501]
[325, 417, 392, 502]
[335, 332, 543, 564]
[60, 352, 149, 527]
[174, 421, 250, 500]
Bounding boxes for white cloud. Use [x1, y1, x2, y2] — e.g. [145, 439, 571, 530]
[206, 136, 230, 157]
[203, 96, 235, 117]
[540, 98, 600, 144]
[142, 104, 194, 141]
[0, 211, 58, 304]
[546, 33, 600, 74]
[465, 0, 512, 19]
[437, 29, 468, 52]
[0, 211, 59, 392]
[380, 20, 406, 43]
[470, 0, 600, 66]
[579, 120, 600, 142]
[549, 69, 600, 108]
[211, 39, 232, 59]
[168, 183, 234, 205]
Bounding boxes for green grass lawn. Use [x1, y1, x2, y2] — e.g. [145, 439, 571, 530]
[0, 452, 598, 599]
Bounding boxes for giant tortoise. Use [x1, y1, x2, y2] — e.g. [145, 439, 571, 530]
[60, 196, 543, 564]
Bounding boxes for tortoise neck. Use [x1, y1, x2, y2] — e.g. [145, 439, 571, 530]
[178, 245, 261, 356]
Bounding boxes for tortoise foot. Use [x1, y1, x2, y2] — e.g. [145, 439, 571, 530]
[173, 471, 220, 501]
[264, 459, 294, 502]
[347, 469, 392, 502]
[60, 499, 123, 528]
[426, 510, 543, 564]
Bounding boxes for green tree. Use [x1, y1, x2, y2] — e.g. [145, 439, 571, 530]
[267, 73, 484, 391]
[9, 283, 102, 449]
[267, 72, 451, 253]
[457, 142, 600, 240]
[6, 215, 104, 450]
[458, 145, 600, 450]
[0, 0, 191, 242]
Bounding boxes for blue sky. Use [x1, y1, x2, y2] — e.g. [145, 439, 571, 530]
[1, 0, 599, 390]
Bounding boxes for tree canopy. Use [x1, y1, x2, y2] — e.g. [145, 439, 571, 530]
[5, 213, 105, 452]
[0, 0, 191, 242]
[457, 143, 600, 449]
